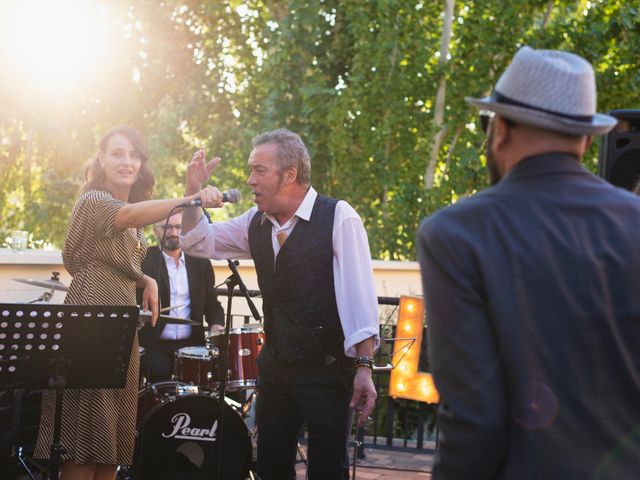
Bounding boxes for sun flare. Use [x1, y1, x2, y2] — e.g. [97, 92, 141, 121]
[0, 0, 114, 94]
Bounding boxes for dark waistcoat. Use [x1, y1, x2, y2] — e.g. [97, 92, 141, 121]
[248, 195, 344, 360]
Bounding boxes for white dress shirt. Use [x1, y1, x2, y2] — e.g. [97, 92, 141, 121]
[159, 250, 192, 340]
[180, 187, 380, 357]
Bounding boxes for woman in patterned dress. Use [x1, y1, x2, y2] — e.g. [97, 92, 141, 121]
[33, 126, 223, 480]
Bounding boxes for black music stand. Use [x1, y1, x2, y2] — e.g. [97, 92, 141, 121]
[0, 303, 139, 480]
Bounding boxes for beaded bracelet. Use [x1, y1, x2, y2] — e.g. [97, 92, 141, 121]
[354, 355, 374, 369]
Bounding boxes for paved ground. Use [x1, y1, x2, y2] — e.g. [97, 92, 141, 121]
[295, 444, 434, 479]
[12, 447, 434, 480]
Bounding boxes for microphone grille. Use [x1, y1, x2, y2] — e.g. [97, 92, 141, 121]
[226, 188, 241, 203]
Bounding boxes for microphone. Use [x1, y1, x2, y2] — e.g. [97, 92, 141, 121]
[179, 188, 241, 207]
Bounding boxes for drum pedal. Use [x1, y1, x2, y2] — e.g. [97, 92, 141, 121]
[224, 396, 242, 409]
[296, 442, 308, 465]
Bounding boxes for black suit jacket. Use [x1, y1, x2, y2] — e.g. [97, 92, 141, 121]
[137, 246, 224, 348]
[418, 153, 640, 479]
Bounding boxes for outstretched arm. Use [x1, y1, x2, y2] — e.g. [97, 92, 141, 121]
[113, 186, 222, 230]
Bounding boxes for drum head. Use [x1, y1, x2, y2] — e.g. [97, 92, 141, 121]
[176, 346, 210, 359]
[132, 394, 252, 480]
[208, 325, 264, 337]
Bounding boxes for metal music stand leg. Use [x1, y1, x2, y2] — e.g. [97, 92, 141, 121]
[48, 358, 69, 480]
[4, 389, 35, 480]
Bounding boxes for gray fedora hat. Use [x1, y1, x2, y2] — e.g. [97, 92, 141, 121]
[466, 46, 617, 135]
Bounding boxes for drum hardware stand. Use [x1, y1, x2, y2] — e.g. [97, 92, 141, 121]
[14, 445, 38, 480]
[0, 303, 139, 480]
[226, 259, 262, 323]
[297, 440, 308, 466]
[1, 387, 38, 480]
[217, 260, 262, 480]
[26, 289, 54, 303]
[240, 389, 257, 417]
[349, 412, 369, 480]
[351, 437, 361, 480]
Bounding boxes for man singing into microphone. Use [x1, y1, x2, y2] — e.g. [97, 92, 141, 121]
[180, 128, 380, 480]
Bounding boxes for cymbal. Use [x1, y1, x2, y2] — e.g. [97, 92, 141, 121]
[138, 310, 199, 326]
[13, 275, 69, 292]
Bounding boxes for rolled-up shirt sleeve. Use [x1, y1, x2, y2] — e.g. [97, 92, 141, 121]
[333, 201, 380, 357]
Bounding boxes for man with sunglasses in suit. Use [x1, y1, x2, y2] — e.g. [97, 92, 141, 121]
[418, 47, 640, 479]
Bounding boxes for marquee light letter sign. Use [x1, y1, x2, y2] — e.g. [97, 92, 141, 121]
[388, 296, 439, 403]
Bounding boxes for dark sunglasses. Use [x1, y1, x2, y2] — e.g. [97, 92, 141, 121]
[479, 112, 517, 134]
[480, 113, 491, 134]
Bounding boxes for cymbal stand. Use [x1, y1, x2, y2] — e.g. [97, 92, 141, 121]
[26, 288, 54, 303]
[217, 260, 261, 480]
[15, 445, 38, 480]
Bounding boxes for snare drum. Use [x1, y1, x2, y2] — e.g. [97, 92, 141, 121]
[137, 381, 199, 426]
[174, 346, 217, 388]
[132, 394, 252, 480]
[207, 326, 264, 390]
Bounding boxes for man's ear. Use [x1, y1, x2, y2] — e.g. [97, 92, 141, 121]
[283, 167, 298, 185]
[584, 135, 593, 152]
[492, 116, 512, 153]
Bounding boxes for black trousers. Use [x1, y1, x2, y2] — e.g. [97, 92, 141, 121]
[256, 348, 354, 480]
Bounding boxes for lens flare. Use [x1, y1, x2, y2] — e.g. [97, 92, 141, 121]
[0, 0, 115, 94]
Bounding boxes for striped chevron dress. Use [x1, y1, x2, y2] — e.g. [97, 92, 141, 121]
[33, 189, 146, 465]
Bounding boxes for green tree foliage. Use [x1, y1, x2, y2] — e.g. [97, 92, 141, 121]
[1, 0, 638, 258]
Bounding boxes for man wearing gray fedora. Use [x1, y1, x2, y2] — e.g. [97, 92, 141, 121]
[417, 46, 640, 479]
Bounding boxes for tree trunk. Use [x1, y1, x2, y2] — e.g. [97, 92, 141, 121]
[542, 1, 555, 29]
[444, 125, 464, 173]
[425, 0, 455, 189]
[382, 42, 399, 220]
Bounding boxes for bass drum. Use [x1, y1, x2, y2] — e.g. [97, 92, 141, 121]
[137, 381, 199, 426]
[132, 394, 252, 480]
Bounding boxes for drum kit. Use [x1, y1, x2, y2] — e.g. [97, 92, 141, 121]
[9, 274, 265, 479]
[131, 325, 265, 480]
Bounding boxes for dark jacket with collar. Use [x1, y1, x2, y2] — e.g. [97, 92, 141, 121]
[137, 246, 224, 347]
[418, 153, 640, 479]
